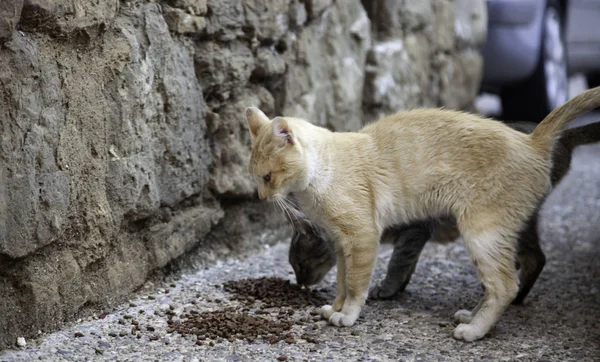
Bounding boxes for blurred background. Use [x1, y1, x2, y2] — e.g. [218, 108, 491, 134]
[476, 0, 600, 126]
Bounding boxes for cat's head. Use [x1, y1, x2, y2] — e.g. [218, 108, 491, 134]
[245, 107, 311, 200]
[288, 216, 336, 286]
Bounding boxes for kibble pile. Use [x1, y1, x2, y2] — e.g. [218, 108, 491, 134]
[168, 277, 325, 345]
[221, 277, 328, 308]
[171, 308, 296, 345]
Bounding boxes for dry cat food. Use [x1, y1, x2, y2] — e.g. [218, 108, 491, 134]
[170, 308, 295, 344]
[167, 277, 326, 345]
[221, 277, 328, 309]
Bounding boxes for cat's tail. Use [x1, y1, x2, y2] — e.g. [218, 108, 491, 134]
[530, 86, 600, 157]
[559, 121, 600, 153]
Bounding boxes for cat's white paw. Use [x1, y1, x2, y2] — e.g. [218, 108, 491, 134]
[453, 309, 473, 324]
[453, 323, 486, 342]
[319, 305, 335, 319]
[328, 311, 357, 327]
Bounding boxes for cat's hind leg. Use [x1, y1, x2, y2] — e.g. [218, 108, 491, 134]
[453, 225, 519, 342]
[369, 223, 431, 300]
[513, 213, 546, 305]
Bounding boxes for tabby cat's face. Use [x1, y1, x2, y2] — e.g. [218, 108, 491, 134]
[288, 219, 336, 286]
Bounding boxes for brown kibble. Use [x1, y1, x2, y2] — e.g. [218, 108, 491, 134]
[74, 332, 84, 338]
[196, 340, 203, 346]
[278, 356, 288, 361]
[166, 277, 325, 346]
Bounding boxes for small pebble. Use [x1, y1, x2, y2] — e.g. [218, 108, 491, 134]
[74, 332, 84, 338]
[16, 337, 26, 347]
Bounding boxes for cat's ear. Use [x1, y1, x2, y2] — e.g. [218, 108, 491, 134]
[245, 107, 269, 140]
[272, 117, 294, 145]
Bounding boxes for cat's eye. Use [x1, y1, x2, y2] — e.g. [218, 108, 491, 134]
[263, 172, 271, 183]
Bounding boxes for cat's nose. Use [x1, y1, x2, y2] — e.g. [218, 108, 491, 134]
[257, 190, 266, 200]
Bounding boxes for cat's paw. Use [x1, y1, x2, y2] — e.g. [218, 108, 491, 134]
[368, 284, 398, 300]
[319, 305, 335, 319]
[453, 323, 486, 342]
[328, 311, 357, 327]
[453, 309, 473, 324]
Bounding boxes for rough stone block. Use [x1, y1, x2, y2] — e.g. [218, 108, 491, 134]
[165, 0, 207, 15]
[20, 0, 119, 34]
[243, 0, 290, 42]
[283, 0, 371, 131]
[0, 0, 23, 42]
[163, 6, 206, 34]
[363, 33, 431, 122]
[208, 87, 275, 197]
[194, 41, 255, 101]
[301, 0, 331, 19]
[454, 0, 488, 47]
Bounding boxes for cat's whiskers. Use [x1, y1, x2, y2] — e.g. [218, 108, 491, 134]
[274, 196, 296, 232]
[279, 195, 303, 224]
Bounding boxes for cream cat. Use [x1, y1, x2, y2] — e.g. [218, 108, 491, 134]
[245, 87, 600, 341]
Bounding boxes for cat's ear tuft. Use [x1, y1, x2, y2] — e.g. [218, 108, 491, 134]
[245, 107, 269, 140]
[272, 117, 294, 145]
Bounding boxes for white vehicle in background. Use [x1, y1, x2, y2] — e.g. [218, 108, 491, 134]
[480, 0, 600, 122]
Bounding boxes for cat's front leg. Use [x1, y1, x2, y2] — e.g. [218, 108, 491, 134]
[369, 223, 431, 299]
[319, 247, 346, 319]
[325, 229, 379, 327]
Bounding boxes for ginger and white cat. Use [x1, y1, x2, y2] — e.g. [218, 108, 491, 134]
[289, 120, 600, 302]
[245, 87, 600, 341]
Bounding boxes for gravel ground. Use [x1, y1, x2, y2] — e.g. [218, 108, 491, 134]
[1, 140, 599, 362]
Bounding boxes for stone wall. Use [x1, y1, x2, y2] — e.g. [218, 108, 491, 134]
[0, 0, 486, 349]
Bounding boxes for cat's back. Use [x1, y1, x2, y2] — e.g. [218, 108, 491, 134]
[358, 108, 546, 193]
[361, 108, 531, 159]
